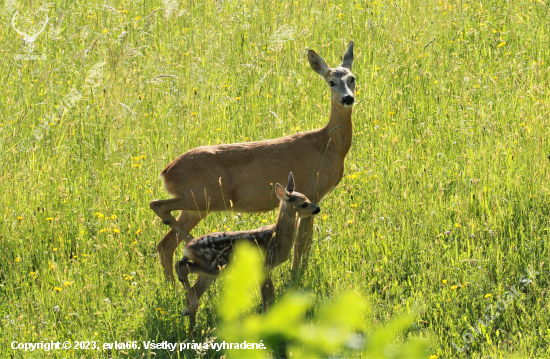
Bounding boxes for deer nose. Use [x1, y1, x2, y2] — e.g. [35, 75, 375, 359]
[342, 95, 355, 105]
[312, 207, 320, 215]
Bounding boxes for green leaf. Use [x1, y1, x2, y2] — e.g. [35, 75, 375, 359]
[218, 242, 266, 322]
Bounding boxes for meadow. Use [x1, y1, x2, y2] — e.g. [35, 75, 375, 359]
[1, 0, 549, 357]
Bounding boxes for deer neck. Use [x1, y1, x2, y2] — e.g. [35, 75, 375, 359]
[272, 203, 299, 258]
[322, 99, 354, 157]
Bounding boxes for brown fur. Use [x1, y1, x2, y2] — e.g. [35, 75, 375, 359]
[151, 41, 356, 280]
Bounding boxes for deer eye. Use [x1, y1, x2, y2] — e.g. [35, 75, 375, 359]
[329, 81, 336, 87]
[300, 203, 308, 208]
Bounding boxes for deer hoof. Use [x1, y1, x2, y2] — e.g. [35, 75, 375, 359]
[183, 309, 189, 316]
[162, 219, 171, 225]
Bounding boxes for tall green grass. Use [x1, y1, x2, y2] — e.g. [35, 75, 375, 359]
[1, 0, 549, 357]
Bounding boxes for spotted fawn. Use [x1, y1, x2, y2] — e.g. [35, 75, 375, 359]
[175, 172, 321, 328]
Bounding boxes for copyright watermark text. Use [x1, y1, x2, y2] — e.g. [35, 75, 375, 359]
[11, 340, 267, 352]
[14, 53, 46, 61]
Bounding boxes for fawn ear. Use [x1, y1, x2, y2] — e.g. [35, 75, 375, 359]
[275, 183, 288, 201]
[340, 41, 353, 70]
[308, 49, 330, 78]
[286, 172, 295, 193]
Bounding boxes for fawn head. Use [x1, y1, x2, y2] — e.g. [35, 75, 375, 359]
[275, 173, 321, 218]
[308, 41, 355, 107]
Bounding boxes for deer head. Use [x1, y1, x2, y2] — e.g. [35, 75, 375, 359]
[275, 173, 321, 218]
[308, 41, 355, 107]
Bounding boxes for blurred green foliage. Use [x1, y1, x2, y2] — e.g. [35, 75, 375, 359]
[218, 243, 429, 358]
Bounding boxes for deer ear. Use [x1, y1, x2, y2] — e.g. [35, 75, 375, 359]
[340, 41, 353, 69]
[275, 183, 288, 201]
[308, 50, 330, 78]
[286, 172, 295, 193]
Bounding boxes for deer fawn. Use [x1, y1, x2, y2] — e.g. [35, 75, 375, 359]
[175, 173, 320, 328]
[151, 41, 355, 281]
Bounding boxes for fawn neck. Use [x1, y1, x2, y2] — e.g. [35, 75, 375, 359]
[322, 98, 354, 157]
[272, 202, 299, 257]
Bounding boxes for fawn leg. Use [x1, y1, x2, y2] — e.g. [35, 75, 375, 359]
[176, 259, 216, 330]
[190, 275, 216, 309]
[291, 216, 314, 277]
[182, 275, 215, 315]
[260, 275, 275, 312]
[156, 210, 205, 281]
[185, 276, 216, 334]
[175, 260, 199, 329]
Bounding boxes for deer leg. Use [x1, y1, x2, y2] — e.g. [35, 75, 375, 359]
[187, 275, 215, 321]
[176, 259, 213, 330]
[175, 259, 198, 328]
[190, 275, 216, 304]
[260, 275, 275, 312]
[157, 210, 206, 281]
[150, 198, 198, 235]
[185, 276, 216, 333]
[291, 216, 314, 277]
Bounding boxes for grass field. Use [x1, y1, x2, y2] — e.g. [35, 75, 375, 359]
[1, 0, 549, 357]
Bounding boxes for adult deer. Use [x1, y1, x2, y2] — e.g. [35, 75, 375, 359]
[176, 172, 320, 328]
[151, 41, 356, 281]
